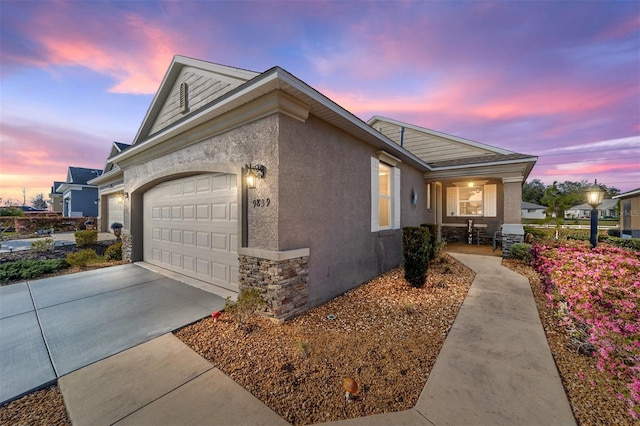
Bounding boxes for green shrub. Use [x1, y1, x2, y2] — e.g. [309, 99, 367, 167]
[402, 226, 431, 288]
[0, 259, 70, 284]
[523, 226, 547, 240]
[225, 287, 267, 327]
[67, 249, 98, 267]
[607, 229, 621, 237]
[75, 230, 98, 247]
[509, 243, 533, 263]
[30, 238, 54, 252]
[602, 236, 640, 252]
[104, 242, 123, 261]
[420, 223, 440, 261]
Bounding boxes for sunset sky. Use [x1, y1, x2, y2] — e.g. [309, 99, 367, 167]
[1, 0, 639, 206]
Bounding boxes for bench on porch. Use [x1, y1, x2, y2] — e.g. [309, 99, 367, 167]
[477, 220, 502, 251]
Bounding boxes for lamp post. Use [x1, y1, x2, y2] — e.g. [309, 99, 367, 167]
[585, 182, 605, 248]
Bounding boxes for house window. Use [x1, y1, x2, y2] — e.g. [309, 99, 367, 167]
[371, 156, 401, 231]
[446, 183, 497, 217]
[179, 82, 189, 114]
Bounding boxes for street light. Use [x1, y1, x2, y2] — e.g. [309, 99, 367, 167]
[585, 182, 605, 248]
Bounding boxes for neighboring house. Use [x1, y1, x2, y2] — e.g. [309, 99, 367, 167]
[613, 188, 640, 238]
[521, 201, 546, 220]
[49, 181, 65, 213]
[56, 167, 103, 217]
[94, 55, 536, 321]
[88, 142, 130, 232]
[564, 199, 618, 219]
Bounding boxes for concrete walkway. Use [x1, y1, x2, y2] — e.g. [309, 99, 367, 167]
[55, 253, 576, 425]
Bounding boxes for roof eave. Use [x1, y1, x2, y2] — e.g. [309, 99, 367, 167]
[112, 67, 432, 172]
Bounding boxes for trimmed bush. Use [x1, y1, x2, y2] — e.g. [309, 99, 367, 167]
[509, 243, 533, 263]
[402, 226, 431, 288]
[607, 229, 621, 237]
[75, 230, 98, 247]
[66, 249, 98, 267]
[30, 238, 54, 253]
[603, 236, 640, 252]
[420, 223, 440, 261]
[0, 259, 70, 284]
[104, 242, 122, 261]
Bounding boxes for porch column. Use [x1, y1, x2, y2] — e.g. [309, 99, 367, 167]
[502, 177, 523, 224]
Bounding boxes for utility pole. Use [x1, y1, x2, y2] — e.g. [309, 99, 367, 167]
[22, 187, 26, 206]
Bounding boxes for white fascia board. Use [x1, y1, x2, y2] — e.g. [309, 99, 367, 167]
[57, 183, 95, 193]
[368, 115, 514, 155]
[613, 188, 640, 199]
[429, 156, 538, 171]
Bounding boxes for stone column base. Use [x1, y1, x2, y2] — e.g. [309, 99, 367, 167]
[501, 224, 525, 258]
[121, 233, 133, 262]
[238, 248, 310, 322]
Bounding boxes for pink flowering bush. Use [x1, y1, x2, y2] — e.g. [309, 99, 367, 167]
[532, 241, 640, 419]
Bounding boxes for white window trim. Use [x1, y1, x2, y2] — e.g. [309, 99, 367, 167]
[371, 157, 401, 232]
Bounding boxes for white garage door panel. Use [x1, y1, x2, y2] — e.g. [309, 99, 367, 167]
[143, 174, 238, 292]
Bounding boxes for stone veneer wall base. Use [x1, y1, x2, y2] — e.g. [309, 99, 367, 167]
[501, 233, 524, 258]
[122, 233, 133, 262]
[238, 254, 309, 323]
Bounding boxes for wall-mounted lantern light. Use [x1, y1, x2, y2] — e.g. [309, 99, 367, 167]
[585, 181, 605, 248]
[245, 163, 266, 189]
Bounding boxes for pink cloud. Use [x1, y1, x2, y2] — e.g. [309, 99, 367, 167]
[10, 4, 193, 94]
[0, 118, 110, 202]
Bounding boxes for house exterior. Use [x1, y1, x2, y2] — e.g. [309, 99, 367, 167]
[88, 142, 130, 232]
[564, 199, 618, 219]
[613, 188, 640, 238]
[95, 55, 536, 321]
[49, 181, 65, 213]
[521, 201, 546, 220]
[56, 167, 103, 217]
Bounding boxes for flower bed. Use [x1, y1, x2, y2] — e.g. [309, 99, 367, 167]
[532, 241, 640, 419]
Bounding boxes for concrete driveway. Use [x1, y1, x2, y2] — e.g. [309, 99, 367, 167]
[0, 264, 226, 405]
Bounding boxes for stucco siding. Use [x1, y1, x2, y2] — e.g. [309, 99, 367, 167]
[278, 115, 427, 308]
[149, 66, 248, 135]
[124, 114, 280, 261]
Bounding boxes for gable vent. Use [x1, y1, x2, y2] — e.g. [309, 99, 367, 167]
[179, 82, 189, 114]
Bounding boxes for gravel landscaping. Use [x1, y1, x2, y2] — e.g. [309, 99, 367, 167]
[0, 386, 69, 426]
[175, 253, 474, 425]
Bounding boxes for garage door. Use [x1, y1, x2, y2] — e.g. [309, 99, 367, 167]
[106, 194, 124, 227]
[143, 174, 238, 292]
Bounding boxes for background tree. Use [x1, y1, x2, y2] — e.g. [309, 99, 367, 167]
[541, 181, 575, 225]
[522, 179, 546, 205]
[31, 193, 48, 210]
